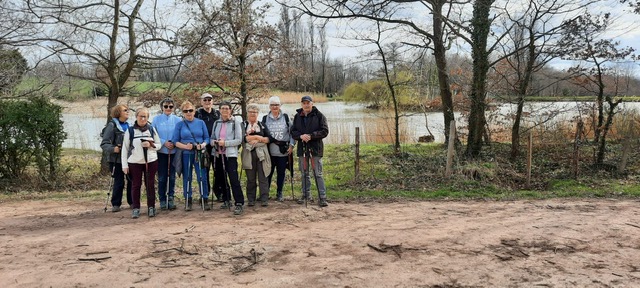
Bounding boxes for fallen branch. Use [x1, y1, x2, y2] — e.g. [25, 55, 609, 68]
[78, 256, 111, 262]
[85, 251, 109, 256]
[625, 223, 640, 229]
[232, 248, 264, 274]
[367, 243, 403, 258]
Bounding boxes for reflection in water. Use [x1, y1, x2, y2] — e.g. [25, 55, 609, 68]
[62, 101, 640, 151]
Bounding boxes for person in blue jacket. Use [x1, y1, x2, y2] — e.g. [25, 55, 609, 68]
[172, 101, 210, 211]
[152, 98, 181, 210]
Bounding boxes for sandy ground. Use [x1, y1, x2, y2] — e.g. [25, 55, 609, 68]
[1, 198, 640, 287]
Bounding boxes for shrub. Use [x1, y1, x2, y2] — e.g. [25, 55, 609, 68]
[0, 96, 66, 187]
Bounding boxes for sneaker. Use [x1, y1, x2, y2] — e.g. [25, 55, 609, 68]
[248, 201, 255, 207]
[204, 199, 211, 211]
[160, 201, 167, 210]
[277, 196, 284, 202]
[261, 200, 268, 207]
[168, 197, 177, 210]
[112, 206, 121, 212]
[132, 208, 140, 219]
[148, 207, 156, 217]
[221, 201, 230, 209]
[319, 199, 328, 207]
[233, 205, 243, 215]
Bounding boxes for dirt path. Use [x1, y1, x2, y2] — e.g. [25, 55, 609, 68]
[1, 198, 639, 287]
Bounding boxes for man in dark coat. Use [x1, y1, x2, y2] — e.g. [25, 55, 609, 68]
[290, 95, 329, 207]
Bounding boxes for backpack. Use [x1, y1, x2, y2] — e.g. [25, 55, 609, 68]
[126, 125, 156, 156]
[262, 113, 290, 128]
[212, 117, 241, 149]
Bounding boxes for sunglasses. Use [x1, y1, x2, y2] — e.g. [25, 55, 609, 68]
[202, 98, 212, 102]
[137, 115, 148, 119]
[182, 109, 194, 113]
[163, 105, 174, 109]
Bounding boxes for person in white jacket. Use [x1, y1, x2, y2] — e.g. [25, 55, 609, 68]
[122, 108, 161, 219]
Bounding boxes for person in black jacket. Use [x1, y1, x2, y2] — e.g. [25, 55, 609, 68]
[194, 93, 221, 202]
[100, 104, 133, 212]
[290, 95, 329, 207]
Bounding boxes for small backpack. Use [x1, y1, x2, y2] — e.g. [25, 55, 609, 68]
[126, 125, 156, 156]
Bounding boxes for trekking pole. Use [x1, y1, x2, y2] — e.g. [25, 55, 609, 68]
[104, 165, 115, 212]
[220, 152, 231, 211]
[302, 143, 308, 208]
[143, 144, 149, 213]
[288, 152, 295, 201]
[197, 148, 205, 212]
[166, 148, 172, 209]
[308, 146, 322, 204]
[186, 148, 192, 210]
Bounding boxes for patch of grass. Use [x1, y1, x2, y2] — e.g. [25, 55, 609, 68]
[3, 142, 640, 203]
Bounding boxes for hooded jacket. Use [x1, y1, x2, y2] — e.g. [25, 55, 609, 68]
[100, 118, 128, 163]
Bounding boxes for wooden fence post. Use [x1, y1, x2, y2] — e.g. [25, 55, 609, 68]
[573, 121, 583, 179]
[526, 132, 532, 188]
[445, 120, 456, 177]
[355, 127, 360, 181]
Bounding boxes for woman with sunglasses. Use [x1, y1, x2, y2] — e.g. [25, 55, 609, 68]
[100, 104, 133, 212]
[195, 93, 221, 203]
[152, 98, 181, 210]
[172, 101, 210, 211]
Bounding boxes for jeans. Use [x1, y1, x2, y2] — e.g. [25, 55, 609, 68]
[157, 153, 176, 203]
[298, 155, 326, 200]
[109, 162, 132, 207]
[181, 152, 209, 200]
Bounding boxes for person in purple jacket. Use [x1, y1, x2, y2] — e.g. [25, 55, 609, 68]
[172, 101, 210, 211]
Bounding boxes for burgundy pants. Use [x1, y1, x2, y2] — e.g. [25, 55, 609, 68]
[129, 161, 159, 209]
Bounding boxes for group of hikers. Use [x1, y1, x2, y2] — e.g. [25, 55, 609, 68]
[100, 94, 329, 218]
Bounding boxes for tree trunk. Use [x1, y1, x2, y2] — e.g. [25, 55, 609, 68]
[596, 98, 620, 165]
[432, 1, 456, 145]
[465, 0, 494, 158]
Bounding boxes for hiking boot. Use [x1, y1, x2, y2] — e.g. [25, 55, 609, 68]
[132, 208, 140, 219]
[233, 205, 243, 215]
[297, 197, 313, 204]
[221, 201, 230, 209]
[112, 206, 121, 212]
[148, 207, 156, 217]
[248, 201, 255, 207]
[319, 199, 328, 207]
[168, 197, 176, 210]
[277, 195, 284, 202]
[204, 199, 211, 211]
[185, 198, 193, 211]
[160, 201, 167, 210]
[261, 200, 269, 207]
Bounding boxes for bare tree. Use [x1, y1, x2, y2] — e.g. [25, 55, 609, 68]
[280, 0, 458, 145]
[185, 0, 291, 119]
[557, 12, 636, 165]
[20, 0, 197, 119]
[491, 0, 592, 160]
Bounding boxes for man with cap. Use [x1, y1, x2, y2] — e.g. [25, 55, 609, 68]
[152, 97, 181, 210]
[195, 93, 221, 202]
[291, 95, 329, 207]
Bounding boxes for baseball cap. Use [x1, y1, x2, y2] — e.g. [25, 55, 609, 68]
[201, 93, 213, 99]
[301, 95, 313, 102]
